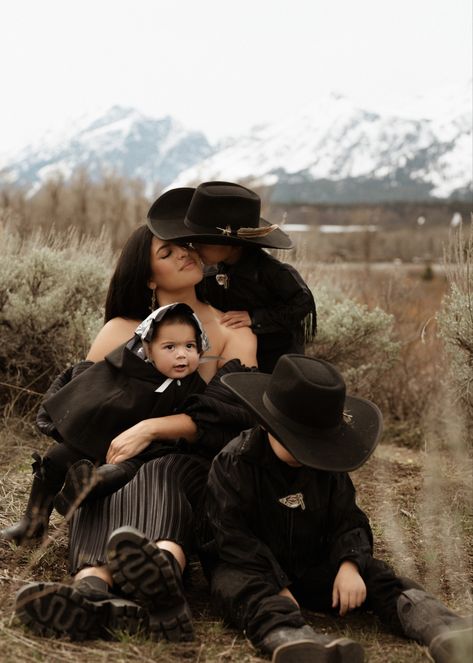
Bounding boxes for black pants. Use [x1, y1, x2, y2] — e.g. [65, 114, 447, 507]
[210, 557, 407, 648]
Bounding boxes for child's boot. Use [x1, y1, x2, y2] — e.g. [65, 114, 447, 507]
[106, 526, 195, 642]
[397, 588, 473, 663]
[260, 625, 364, 662]
[15, 575, 147, 640]
[54, 458, 144, 516]
[1, 453, 56, 544]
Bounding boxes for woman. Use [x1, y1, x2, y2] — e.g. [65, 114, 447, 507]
[15, 224, 257, 643]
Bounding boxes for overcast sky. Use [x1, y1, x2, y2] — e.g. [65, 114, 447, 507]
[0, 0, 471, 155]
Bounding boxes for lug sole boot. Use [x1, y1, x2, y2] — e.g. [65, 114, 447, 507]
[55, 460, 143, 516]
[15, 581, 147, 640]
[106, 526, 194, 642]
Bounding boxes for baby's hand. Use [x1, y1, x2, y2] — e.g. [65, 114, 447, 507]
[332, 560, 366, 616]
[220, 310, 252, 329]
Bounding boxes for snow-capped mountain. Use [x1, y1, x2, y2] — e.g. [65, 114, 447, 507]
[0, 93, 471, 203]
[0, 105, 213, 192]
[169, 93, 472, 203]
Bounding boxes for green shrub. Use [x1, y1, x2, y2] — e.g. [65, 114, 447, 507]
[306, 283, 400, 404]
[0, 223, 112, 417]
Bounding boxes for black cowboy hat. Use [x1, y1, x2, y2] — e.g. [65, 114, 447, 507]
[221, 355, 382, 471]
[147, 181, 293, 250]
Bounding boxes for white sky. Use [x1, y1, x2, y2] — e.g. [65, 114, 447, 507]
[0, 0, 471, 154]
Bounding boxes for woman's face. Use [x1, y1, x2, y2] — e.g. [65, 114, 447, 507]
[148, 237, 203, 292]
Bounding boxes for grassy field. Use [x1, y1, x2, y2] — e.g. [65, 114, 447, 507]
[0, 258, 471, 662]
[1, 419, 471, 662]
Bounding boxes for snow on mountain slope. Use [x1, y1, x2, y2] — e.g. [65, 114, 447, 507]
[0, 89, 471, 203]
[0, 105, 213, 191]
[169, 93, 471, 201]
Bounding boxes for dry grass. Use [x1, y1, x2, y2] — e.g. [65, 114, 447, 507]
[0, 415, 471, 662]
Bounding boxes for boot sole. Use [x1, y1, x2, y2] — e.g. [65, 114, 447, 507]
[272, 637, 364, 663]
[106, 526, 194, 642]
[15, 582, 147, 640]
[54, 460, 96, 517]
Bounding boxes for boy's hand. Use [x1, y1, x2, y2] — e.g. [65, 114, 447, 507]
[220, 310, 252, 329]
[332, 560, 366, 616]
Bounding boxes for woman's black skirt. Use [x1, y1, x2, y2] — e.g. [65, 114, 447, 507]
[68, 453, 210, 575]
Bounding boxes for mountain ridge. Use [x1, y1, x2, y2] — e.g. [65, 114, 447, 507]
[0, 93, 471, 204]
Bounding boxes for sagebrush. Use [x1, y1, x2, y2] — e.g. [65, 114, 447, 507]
[0, 223, 112, 417]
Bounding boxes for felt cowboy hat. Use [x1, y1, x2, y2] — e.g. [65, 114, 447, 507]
[147, 181, 293, 250]
[221, 354, 383, 471]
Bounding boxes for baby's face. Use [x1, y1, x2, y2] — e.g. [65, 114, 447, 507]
[267, 433, 302, 467]
[148, 321, 200, 379]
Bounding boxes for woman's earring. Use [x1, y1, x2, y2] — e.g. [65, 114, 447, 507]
[150, 288, 158, 312]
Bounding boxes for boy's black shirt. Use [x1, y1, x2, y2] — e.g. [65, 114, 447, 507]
[196, 248, 316, 371]
[206, 427, 373, 590]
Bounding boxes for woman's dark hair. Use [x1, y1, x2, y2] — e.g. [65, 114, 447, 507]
[104, 225, 154, 322]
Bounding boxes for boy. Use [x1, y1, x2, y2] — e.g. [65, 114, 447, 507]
[147, 181, 316, 373]
[205, 355, 472, 663]
[1, 303, 208, 545]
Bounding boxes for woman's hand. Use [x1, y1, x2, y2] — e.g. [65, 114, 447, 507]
[332, 560, 366, 616]
[106, 420, 156, 464]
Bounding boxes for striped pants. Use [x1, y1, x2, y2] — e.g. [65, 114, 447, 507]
[68, 453, 210, 575]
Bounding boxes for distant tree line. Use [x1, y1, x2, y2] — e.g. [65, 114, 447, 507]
[0, 168, 153, 250]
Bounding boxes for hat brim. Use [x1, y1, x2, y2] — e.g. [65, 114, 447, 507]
[221, 372, 382, 471]
[147, 189, 293, 250]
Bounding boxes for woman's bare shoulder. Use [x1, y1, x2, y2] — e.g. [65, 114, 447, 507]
[86, 317, 140, 361]
[220, 322, 258, 368]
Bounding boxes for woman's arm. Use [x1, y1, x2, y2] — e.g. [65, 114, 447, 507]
[106, 413, 198, 464]
[86, 317, 139, 362]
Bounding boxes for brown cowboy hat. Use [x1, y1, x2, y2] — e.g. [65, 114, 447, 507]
[147, 181, 293, 250]
[221, 354, 383, 471]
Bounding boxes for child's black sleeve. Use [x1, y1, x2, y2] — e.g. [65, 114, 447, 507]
[182, 360, 258, 456]
[251, 261, 316, 338]
[326, 473, 374, 575]
[207, 449, 291, 590]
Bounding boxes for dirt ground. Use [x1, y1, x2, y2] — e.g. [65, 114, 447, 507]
[0, 421, 471, 663]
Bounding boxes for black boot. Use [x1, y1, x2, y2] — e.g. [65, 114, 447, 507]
[1, 453, 56, 545]
[397, 588, 473, 663]
[106, 526, 195, 642]
[260, 625, 364, 663]
[54, 460, 141, 516]
[15, 576, 147, 640]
